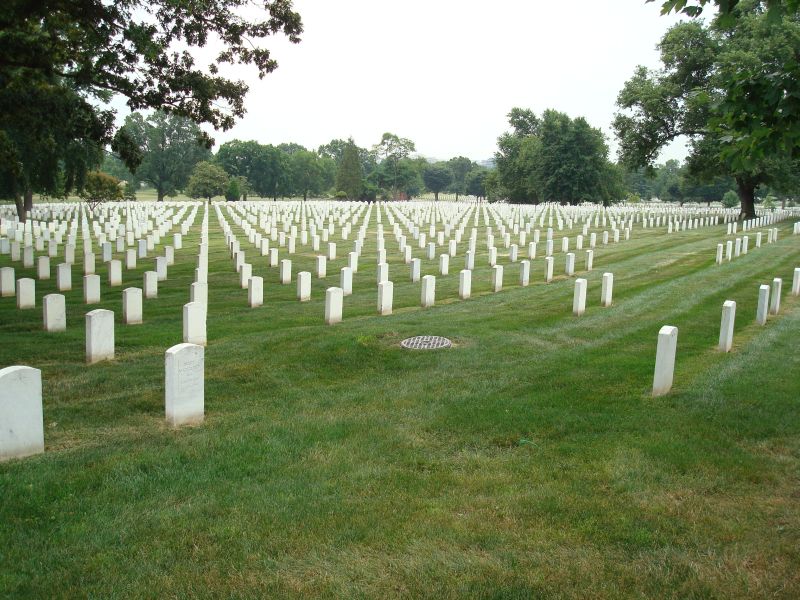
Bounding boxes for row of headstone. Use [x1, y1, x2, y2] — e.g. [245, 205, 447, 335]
[654, 265, 799, 396]
[0, 339, 206, 462]
[715, 228, 778, 264]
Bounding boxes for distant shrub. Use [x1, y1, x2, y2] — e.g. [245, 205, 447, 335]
[80, 171, 122, 203]
[721, 190, 739, 208]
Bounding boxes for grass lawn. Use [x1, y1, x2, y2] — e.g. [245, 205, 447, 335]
[1, 202, 799, 598]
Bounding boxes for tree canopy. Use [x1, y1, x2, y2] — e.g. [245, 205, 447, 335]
[615, 2, 800, 217]
[423, 164, 453, 202]
[123, 111, 210, 201]
[372, 133, 416, 199]
[495, 108, 622, 205]
[0, 0, 302, 218]
[186, 161, 230, 201]
[335, 140, 363, 200]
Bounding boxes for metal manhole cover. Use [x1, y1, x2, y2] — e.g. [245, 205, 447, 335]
[400, 335, 452, 350]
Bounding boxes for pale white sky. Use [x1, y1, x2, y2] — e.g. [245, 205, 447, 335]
[121, 0, 691, 164]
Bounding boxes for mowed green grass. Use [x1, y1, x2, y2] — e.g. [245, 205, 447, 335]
[0, 203, 799, 599]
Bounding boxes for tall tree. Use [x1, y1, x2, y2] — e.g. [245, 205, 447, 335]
[466, 168, 489, 201]
[615, 4, 800, 217]
[372, 132, 416, 199]
[215, 139, 280, 199]
[423, 164, 453, 202]
[495, 108, 619, 204]
[123, 111, 210, 201]
[0, 0, 302, 219]
[185, 161, 229, 201]
[495, 110, 541, 202]
[447, 156, 474, 201]
[335, 139, 363, 200]
[289, 150, 327, 201]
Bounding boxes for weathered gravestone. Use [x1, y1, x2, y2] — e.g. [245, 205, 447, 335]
[165, 343, 204, 427]
[0, 366, 44, 461]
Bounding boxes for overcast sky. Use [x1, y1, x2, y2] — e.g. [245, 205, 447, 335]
[152, 0, 691, 163]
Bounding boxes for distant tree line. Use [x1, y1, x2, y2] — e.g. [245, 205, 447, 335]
[97, 112, 495, 202]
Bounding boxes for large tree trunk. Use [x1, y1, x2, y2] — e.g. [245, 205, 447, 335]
[157, 188, 165, 202]
[14, 193, 26, 222]
[736, 176, 757, 220]
[434, 192, 439, 202]
[303, 191, 307, 201]
[23, 189, 33, 212]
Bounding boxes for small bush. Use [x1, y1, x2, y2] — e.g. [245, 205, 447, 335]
[80, 171, 123, 202]
[721, 190, 739, 208]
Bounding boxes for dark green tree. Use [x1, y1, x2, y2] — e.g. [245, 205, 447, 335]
[80, 171, 123, 205]
[466, 168, 489, 200]
[278, 143, 307, 156]
[0, 0, 302, 219]
[423, 164, 453, 201]
[335, 139, 363, 200]
[447, 156, 474, 201]
[615, 4, 800, 218]
[123, 111, 210, 201]
[289, 150, 326, 201]
[496, 108, 619, 204]
[318, 139, 349, 164]
[372, 132, 416, 199]
[186, 161, 229, 200]
[216, 140, 277, 199]
[225, 177, 241, 202]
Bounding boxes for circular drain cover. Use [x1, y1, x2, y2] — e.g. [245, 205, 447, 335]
[400, 335, 452, 350]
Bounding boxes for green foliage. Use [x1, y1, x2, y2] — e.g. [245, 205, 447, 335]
[0, 74, 107, 218]
[225, 178, 241, 202]
[287, 150, 333, 200]
[722, 189, 740, 207]
[318, 139, 349, 164]
[101, 154, 135, 183]
[123, 181, 138, 201]
[616, 6, 800, 217]
[372, 133, 416, 198]
[447, 156, 474, 200]
[495, 108, 621, 205]
[185, 161, 229, 200]
[626, 192, 642, 203]
[423, 164, 453, 201]
[466, 168, 489, 200]
[123, 111, 211, 201]
[335, 140, 363, 200]
[0, 0, 303, 218]
[277, 143, 307, 156]
[216, 140, 289, 199]
[649, 0, 799, 21]
[79, 171, 123, 203]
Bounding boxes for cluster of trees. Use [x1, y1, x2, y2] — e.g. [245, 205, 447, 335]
[99, 120, 493, 202]
[493, 108, 624, 206]
[625, 160, 736, 204]
[320, 134, 490, 202]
